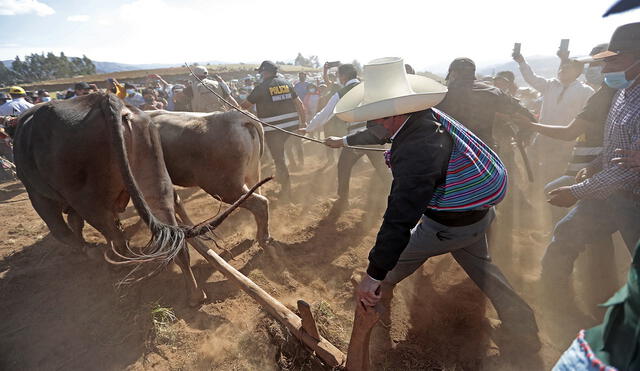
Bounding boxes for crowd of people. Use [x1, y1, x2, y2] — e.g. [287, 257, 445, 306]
[0, 20, 638, 370]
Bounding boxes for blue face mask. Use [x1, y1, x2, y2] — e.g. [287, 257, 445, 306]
[604, 60, 640, 89]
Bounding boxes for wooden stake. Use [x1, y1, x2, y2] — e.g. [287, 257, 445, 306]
[297, 300, 321, 340]
[345, 302, 384, 371]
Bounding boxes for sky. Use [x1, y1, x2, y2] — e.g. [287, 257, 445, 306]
[0, 0, 638, 74]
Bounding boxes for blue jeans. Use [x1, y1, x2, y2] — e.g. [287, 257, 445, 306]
[542, 198, 619, 281]
[609, 192, 640, 251]
[553, 336, 617, 371]
[542, 193, 640, 282]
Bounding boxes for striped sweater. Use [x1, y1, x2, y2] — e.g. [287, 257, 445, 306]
[427, 108, 508, 211]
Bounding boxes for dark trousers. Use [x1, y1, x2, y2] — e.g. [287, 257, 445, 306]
[264, 131, 291, 195]
[385, 209, 537, 330]
[337, 147, 388, 199]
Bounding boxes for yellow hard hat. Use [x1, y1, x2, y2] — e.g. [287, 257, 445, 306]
[9, 86, 26, 95]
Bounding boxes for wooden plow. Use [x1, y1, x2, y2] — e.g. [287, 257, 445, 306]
[178, 179, 382, 370]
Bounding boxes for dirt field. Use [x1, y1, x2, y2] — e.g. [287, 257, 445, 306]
[0, 145, 630, 370]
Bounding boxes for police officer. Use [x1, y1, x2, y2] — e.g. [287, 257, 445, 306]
[188, 65, 237, 112]
[241, 61, 307, 199]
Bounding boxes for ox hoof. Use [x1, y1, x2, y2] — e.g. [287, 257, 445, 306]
[188, 290, 208, 308]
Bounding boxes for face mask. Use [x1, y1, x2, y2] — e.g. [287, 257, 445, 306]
[309, 88, 316, 93]
[126, 89, 136, 96]
[604, 60, 640, 89]
[584, 65, 603, 86]
[144, 97, 154, 104]
[40, 97, 51, 102]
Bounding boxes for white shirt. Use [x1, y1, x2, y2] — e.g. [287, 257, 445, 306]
[518, 61, 594, 126]
[306, 79, 359, 132]
[0, 97, 34, 116]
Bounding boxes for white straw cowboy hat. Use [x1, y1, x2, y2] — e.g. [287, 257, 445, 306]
[334, 57, 447, 122]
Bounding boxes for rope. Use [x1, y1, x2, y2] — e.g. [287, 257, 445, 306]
[184, 63, 385, 152]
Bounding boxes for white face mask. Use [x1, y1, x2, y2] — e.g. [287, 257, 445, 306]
[126, 89, 136, 95]
[584, 65, 604, 86]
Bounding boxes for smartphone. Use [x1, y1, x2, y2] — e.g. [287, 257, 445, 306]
[513, 43, 521, 56]
[326, 61, 341, 69]
[559, 39, 570, 53]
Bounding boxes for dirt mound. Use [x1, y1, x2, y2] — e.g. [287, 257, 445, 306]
[0, 149, 625, 370]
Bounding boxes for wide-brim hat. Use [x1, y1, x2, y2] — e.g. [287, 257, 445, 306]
[334, 57, 447, 123]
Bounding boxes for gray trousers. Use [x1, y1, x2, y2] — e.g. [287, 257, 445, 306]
[384, 209, 537, 329]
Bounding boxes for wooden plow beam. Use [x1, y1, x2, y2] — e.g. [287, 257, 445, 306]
[176, 178, 381, 370]
[187, 237, 347, 367]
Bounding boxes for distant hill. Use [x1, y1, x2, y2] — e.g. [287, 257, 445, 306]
[477, 55, 561, 84]
[2, 59, 230, 74]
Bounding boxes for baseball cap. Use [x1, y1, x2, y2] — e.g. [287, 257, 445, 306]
[446, 57, 476, 80]
[494, 70, 515, 83]
[74, 82, 91, 90]
[9, 86, 26, 95]
[592, 22, 640, 60]
[255, 60, 277, 73]
[576, 43, 611, 63]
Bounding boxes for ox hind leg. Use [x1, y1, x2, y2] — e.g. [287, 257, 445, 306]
[28, 191, 85, 252]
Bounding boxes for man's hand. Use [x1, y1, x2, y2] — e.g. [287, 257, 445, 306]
[297, 121, 308, 134]
[356, 274, 381, 307]
[575, 166, 598, 182]
[556, 49, 570, 62]
[325, 136, 345, 148]
[611, 149, 640, 170]
[212, 74, 224, 83]
[548, 186, 578, 207]
[512, 52, 525, 64]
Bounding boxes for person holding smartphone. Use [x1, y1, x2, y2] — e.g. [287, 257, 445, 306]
[512, 41, 594, 186]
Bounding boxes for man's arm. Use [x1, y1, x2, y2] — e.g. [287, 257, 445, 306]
[514, 115, 589, 141]
[514, 55, 551, 95]
[570, 136, 640, 199]
[240, 100, 253, 110]
[293, 97, 307, 129]
[306, 93, 339, 132]
[366, 125, 452, 280]
[241, 86, 259, 110]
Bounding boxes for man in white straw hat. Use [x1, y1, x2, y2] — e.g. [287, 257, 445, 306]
[336, 57, 540, 350]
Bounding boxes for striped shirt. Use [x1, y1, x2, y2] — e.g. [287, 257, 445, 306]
[427, 108, 508, 211]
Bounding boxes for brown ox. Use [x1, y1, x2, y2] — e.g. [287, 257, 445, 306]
[147, 110, 270, 244]
[12, 93, 251, 306]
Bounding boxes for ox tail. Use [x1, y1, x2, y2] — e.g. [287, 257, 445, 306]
[243, 116, 264, 188]
[102, 93, 186, 272]
[245, 115, 264, 158]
